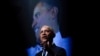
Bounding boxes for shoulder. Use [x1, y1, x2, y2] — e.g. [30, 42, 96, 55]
[56, 46, 66, 52]
[53, 44, 67, 56]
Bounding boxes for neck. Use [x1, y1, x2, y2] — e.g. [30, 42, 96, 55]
[49, 18, 59, 33]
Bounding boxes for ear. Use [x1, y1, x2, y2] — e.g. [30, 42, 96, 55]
[50, 30, 55, 38]
[49, 31, 55, 42]
[50, 7, 58, 18]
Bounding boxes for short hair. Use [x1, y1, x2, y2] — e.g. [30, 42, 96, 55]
[38, 25, 55, 45]
[39, 0, 60, 8]
[40, 25, 55, 38]
[37, 0, 62, 25]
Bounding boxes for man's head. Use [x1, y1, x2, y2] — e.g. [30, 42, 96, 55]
[32, 0, 60, 44]
[39, 25, 55, 45]
[32, 0, 59, 32]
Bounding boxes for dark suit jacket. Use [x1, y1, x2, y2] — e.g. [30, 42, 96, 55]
[36, 44, 66, 56]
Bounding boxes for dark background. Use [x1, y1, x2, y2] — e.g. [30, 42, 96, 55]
[1, 0, 87, 56]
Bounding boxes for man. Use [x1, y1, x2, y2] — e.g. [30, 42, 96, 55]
[36, 25, 66, 56]
[27, 0, 72, 56]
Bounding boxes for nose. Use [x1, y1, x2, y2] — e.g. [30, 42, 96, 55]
[42, 31, 46, 35]
[32, 20, 37, 28]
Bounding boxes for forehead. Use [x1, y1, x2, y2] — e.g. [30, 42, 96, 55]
[40, 26, 51, 31]
[34, 2, 48, 14]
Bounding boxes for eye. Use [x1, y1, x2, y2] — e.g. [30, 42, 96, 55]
[40, 31, 43, 34]
[46, 30, 50, 32]
[35, 12, 40, 19]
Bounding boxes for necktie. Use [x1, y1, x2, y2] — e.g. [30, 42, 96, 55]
[42, 50, 46, 56]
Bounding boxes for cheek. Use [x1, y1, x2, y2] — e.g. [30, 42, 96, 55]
[46, 33, 51, 37]
[40, 13, 49, 20]
[38, 15, 51, 27]
[39, 33, 41, 36]
[40, 35, 42, 40]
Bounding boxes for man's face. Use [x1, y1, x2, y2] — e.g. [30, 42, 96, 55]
[33, 2, 52, 33]
[39, 26, 52, 44]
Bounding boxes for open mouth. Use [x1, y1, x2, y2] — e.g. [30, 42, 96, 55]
[42, 36, 48, 39]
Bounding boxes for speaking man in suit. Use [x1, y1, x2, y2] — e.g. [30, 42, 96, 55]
[36, 25, 66, 56]
[27, 0, 72, 56]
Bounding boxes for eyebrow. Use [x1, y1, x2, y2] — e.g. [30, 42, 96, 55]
[40, 29, 51, 32]
[34, 12, 40, 18]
